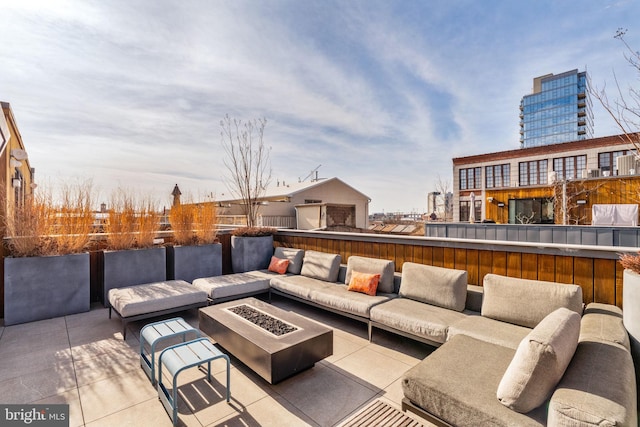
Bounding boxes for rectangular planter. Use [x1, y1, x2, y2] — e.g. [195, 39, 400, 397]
[4, 253, 90, 326]
[102, 247, 167, 306]
[231, 235, 274, 273]
[167, 243, 222, 283]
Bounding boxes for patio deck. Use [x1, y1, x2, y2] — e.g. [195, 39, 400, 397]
[0, 295, 435, 427]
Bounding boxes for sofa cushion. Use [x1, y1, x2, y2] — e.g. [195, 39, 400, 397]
[370, 298, 467, 345]
[108, 280, 207, 318]
[482, 274, 583, 328]
[548, 340, 637, 426]
[193, 271, 273, 300]
[497, 307, 581, 413]
[300, 250, 341, 282]
[347, 271, 380, 296]
[273, 247, 305, 275]
[309, 284, 393, 318]
[345, 256, 395, 294]
[399, 263, 468, 312]
[270, 274, 333, 300]
[448, 315, 531, 350]
[402, 335, 547, 427]
[268, 256, 289, 274]
[580, 303, 630, 350]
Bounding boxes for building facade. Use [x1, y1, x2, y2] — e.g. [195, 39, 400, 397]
[214, 177, 371, 230]
[452, 134, 639, 225]
[520, 69, 593, 148]
[1, 102, 35, 217]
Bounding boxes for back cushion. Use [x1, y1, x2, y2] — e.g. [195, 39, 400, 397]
[273, 247, 305, 275]
[399, 263, 468, 312]
[482, 274, 583, 328]
[497, 307, 581, 413]
[345, 256, 396, 294]
[300, 250, 341, 282]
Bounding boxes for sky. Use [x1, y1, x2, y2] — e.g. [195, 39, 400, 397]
[1, 0, 639, 213]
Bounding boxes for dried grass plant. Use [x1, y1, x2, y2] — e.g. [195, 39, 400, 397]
[136, 197, 160, 248]
[169, 200, 218, 246]
[51, 181, 94, 255]
[194, 202, 218, 244]
[169, 203, 196, 246]
[3, 191, 54, 257]
[620, 252, 640, 275]
[105, 190, 137, 250]
[105, 190, 161, 250]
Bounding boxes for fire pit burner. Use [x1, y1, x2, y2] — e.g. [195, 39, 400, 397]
[228, 305, 298, 336]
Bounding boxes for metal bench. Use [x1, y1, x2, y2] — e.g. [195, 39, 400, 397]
[140, 317, 200, 385]
[158, 338, 231, 426]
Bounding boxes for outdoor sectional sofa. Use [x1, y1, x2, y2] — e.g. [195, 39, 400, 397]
[108, 246, 637, 425]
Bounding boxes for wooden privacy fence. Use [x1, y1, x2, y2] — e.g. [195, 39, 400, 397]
[274, 229, 630, 309]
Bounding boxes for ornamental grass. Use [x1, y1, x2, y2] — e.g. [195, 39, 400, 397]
[169, 199, 218, 245]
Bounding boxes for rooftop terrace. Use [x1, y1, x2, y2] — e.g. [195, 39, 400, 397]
[0, 295, 436, 427]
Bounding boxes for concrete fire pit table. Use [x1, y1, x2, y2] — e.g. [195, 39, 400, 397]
[199, 298, 333, 384]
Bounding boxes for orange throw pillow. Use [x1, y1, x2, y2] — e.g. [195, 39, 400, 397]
[268, 256, 290, 274]
[347, 271, 380, 296]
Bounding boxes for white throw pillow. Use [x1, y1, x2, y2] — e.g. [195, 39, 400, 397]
[497, 307, 581, 413]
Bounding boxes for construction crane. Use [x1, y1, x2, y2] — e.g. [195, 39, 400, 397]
[299, 164, 322, 182]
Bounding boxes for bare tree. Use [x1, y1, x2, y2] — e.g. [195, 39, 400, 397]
[592, 28, 640, 153]
[434, 175, 452, 221]
[220, 115, 272, 228]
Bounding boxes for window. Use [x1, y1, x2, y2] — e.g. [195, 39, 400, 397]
[599, 150, 635, 174]
[518, 160, 547, 186]
[304, 199, 322, 204]
[508, 198, 554, 224]
[459, 200, 482, 222]
[553, 155, 586, 180]
[485, 164, 510, 188]
[459, 167, 481, 190]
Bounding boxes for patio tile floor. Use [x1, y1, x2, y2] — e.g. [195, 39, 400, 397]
[0, 295, 436, 426]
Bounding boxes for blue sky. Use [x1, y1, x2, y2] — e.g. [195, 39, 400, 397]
[1, 0, 639, 213]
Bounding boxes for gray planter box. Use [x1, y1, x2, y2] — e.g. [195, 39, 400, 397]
[102, 247, 166, 306]
[231, 235, 274, 273]
[168, 243, 222, 283]
[4, 253, 90, 326]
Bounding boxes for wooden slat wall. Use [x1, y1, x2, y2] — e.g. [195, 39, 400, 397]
[274, 234, 624, 308]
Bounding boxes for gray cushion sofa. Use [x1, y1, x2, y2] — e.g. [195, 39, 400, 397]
[396, 271, 637, 426]
[189, 248, 636, 425]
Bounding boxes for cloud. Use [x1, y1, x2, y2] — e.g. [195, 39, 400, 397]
[1, 0, 639, 213]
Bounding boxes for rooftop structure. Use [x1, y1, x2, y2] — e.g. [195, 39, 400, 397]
[452, 133, 639, 224]
[519, 69, 593, 148]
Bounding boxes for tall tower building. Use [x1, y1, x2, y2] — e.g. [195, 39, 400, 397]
[519, 69, 593, 148]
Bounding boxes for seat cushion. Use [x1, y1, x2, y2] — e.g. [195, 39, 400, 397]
[270, 275, 333, 300]
[108, 280, 207, 318]
[497, 308, 581, 413]
[192, 271, 273, 300]
[344, 256, 395, 294]
[273, 247, 305, 275]
[399, 263, 468, 312]
[549, 340, 637, 426]
[402, 335, 546, 427]
[371, 298, 467, 345]
[482, 274, 583, 328]
[309, 284, 393, 318]
[300, 250, 341, 282]
[580, 303, 630, 350]
[448, 315, 531, 350]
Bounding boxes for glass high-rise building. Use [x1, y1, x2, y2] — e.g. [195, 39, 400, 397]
[519, 69, 593, 148]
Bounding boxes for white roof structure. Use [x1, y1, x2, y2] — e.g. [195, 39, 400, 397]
[218, 177, 371, 203]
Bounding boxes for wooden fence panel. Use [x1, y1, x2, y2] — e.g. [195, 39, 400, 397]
[272, 233, 624, 307]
